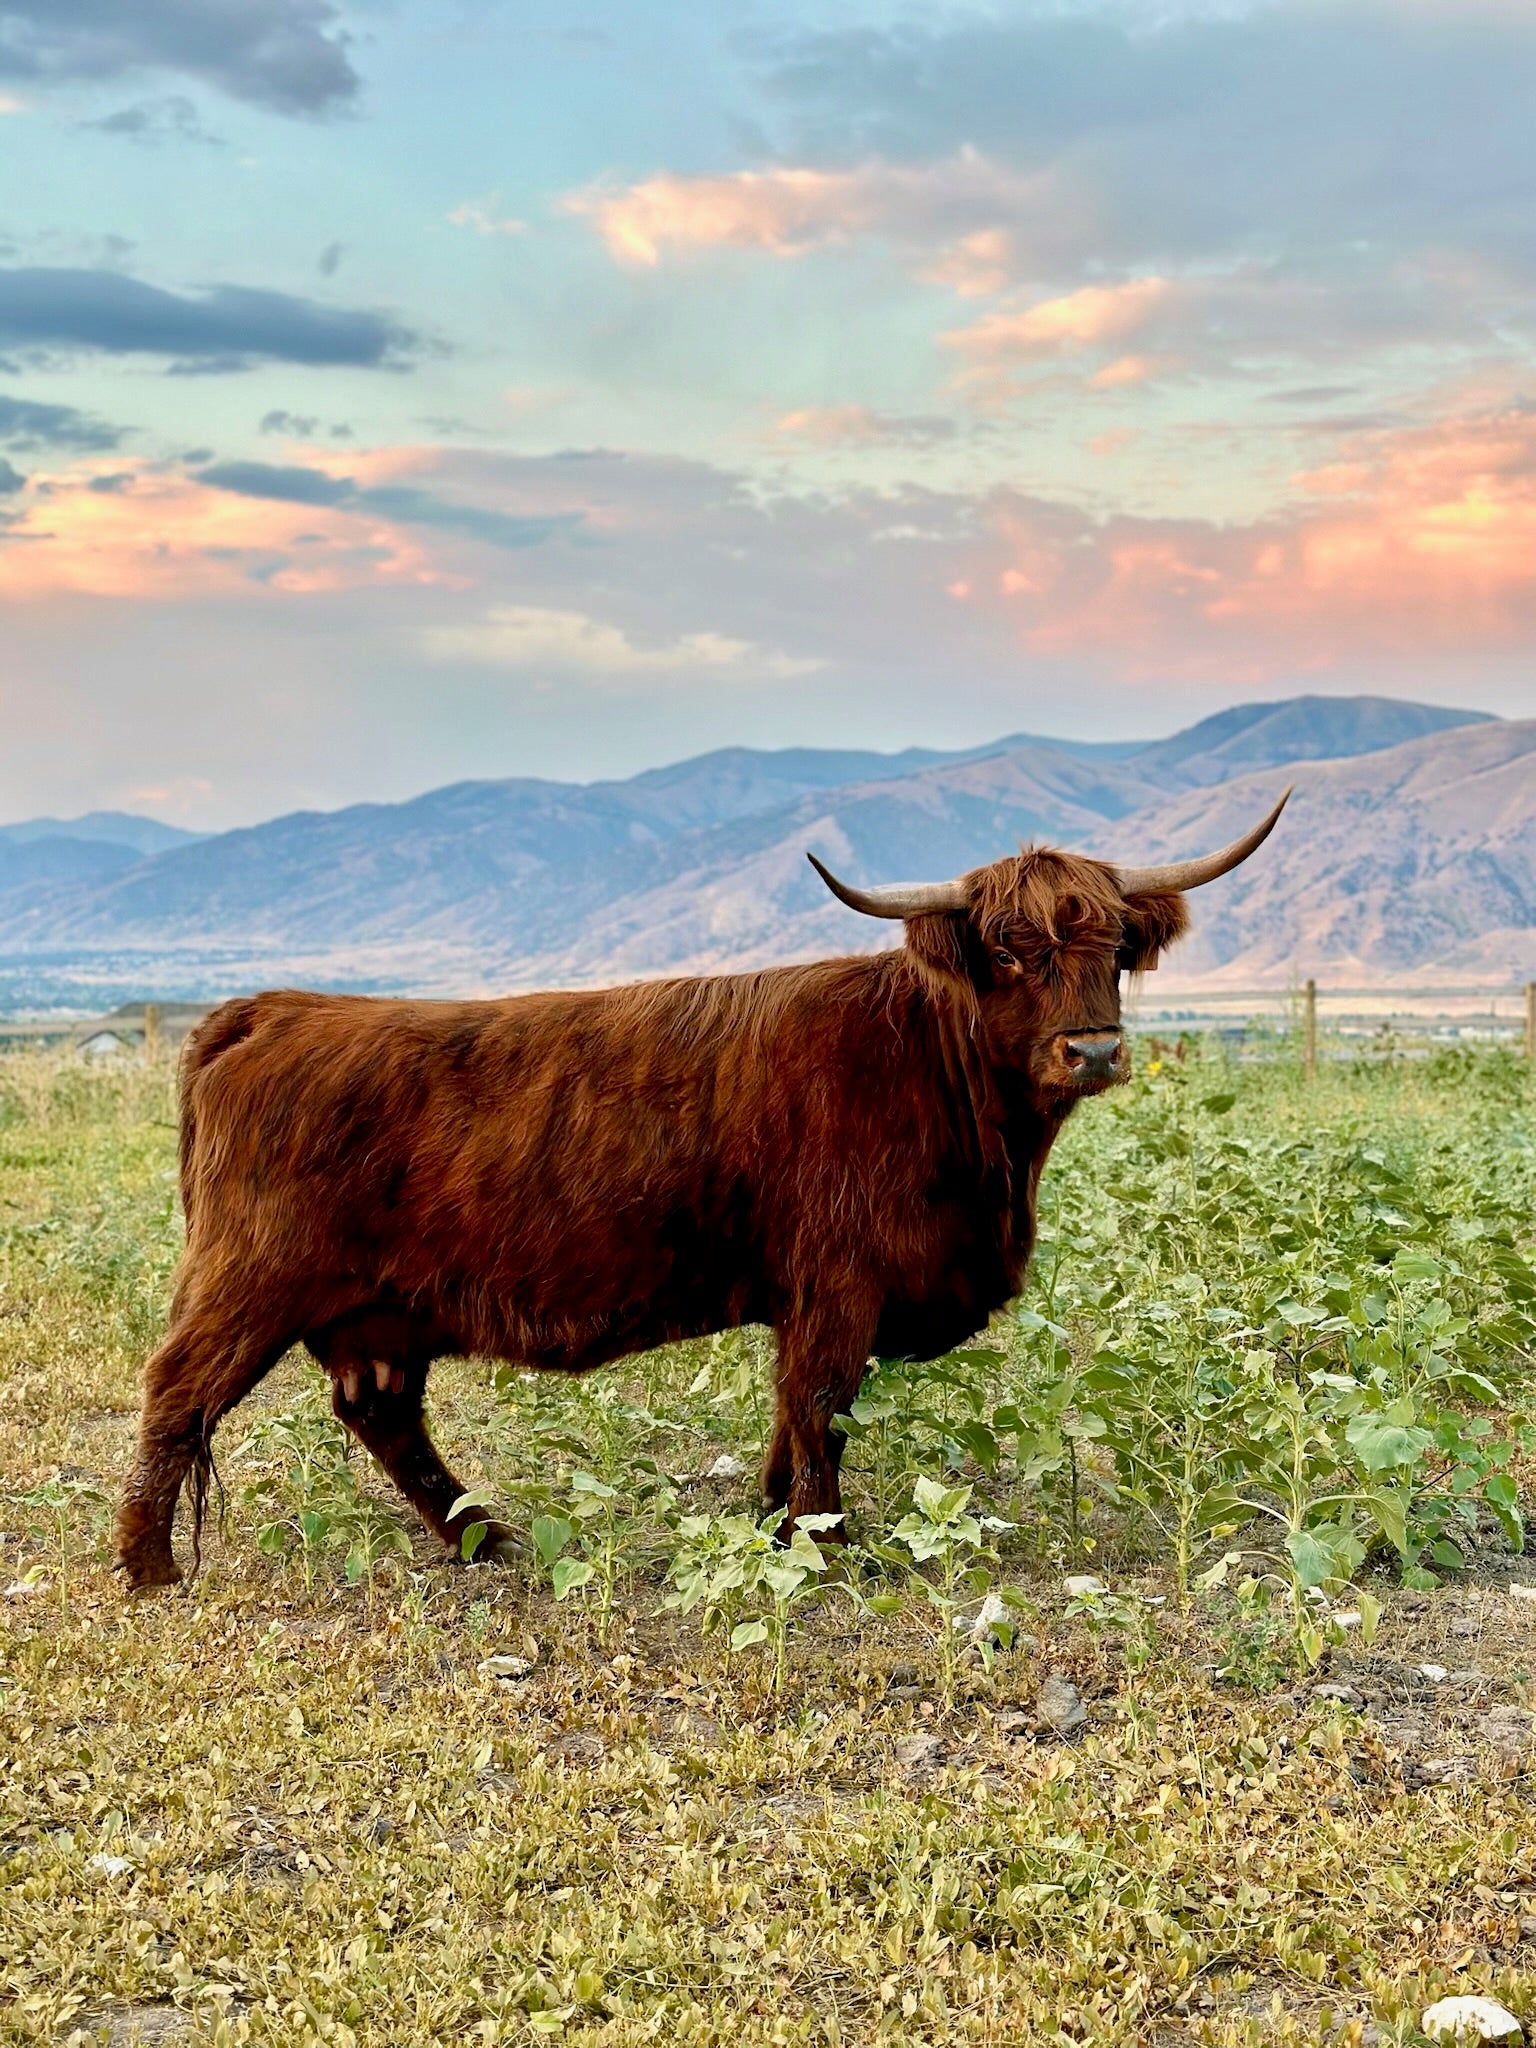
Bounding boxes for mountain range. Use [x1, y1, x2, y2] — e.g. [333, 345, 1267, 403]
[0, 694, 1529, 1011]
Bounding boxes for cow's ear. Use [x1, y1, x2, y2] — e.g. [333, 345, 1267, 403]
[1119, 889, 1189, 973]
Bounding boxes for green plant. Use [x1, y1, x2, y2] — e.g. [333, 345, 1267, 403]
[884, 1477, 1020, 1704]
[528, 1463, 678, 1640]
[663, 1507, 841, 1689]
[239, 1399, 411, 1598]
[10, 1472, 109, 1614]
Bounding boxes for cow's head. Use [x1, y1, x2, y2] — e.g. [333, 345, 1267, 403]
[809, 792, 1288, 1106]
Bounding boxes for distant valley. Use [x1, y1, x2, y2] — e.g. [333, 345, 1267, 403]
[1, 694, 1530, 1011]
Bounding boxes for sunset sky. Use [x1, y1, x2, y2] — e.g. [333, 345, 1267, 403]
[3, 0, 1535, 827]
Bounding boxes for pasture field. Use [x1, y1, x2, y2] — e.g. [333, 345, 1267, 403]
[3, 1039, 1536, 2047]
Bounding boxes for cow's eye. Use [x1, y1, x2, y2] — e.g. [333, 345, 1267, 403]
[993, 948, 1017, 971]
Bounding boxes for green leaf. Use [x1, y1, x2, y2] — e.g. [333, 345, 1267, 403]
[460, 1521, 489, 1564]
[1286, 1529, 1338, 1590]
[1391, 1250, 1441, 1283]
[447, 1488, 497, 1521]
[1201, 1092, 1236, 1114]
[728, 1619, 769, 1652]
[1363, 1486, 1408, 1555]
[551, 1558, 596, 1599]
[532, 1515, 574, 1567]
[1346, 1415, 1434, 1473]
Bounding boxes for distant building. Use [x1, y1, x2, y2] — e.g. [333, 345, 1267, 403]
[69, 1003, 214, 1056]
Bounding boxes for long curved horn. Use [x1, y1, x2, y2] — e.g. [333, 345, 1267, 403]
[1115, 788, 1291, 896]
[807, 851, 969, 920]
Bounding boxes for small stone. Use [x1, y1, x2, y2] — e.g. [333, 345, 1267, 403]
[993, 1709, 1030, 1740]
[1509, 1584, 1536, 1604]
[89, 1852, 134, 1876]
[1036, 1673, 1088, 1736]
[1420, 1993, 1522, 2041]
[1450, 1613, 1480, 1638]
[705, 1453, 745, 1481]
[1332, 1609, 1362, 1630]
[478, 1653, 535, 1681]
[546, 1729, 606, 1766]
[1311, 1682, 1364, 1708]
[886, 1663, 919, 1690]
[1419, 1664, 1450, 1683]
[1062, 1574, 1107, 1599]
[370, 1816, 393, 1842]
[957, 1592, 1012, 1644]
[1477, 1708, 1536, 1757]
[1411, 1754, 1479, 1787]
[1519, 1916, 1536, 1943]
[894, 1732, 946, 1777]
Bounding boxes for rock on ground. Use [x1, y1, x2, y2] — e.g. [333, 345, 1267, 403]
[1036, 1674, 1088, 1736]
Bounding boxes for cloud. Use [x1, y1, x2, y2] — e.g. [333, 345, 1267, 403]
[423, 603, 820, 678]
[566, 149, 1055, 268]
[967, 401, 1536, 673]
[447, 199, 528, 238]
[937, 266, 1495, 403]
[83, 93, 222, 145]
[317, 241, 343, 277]
[0, 457, 439, 598]
[772, 405, 956, 448]
[752, 5, 1536, 282]
[919, 228, 1011, 298]
[0, 266, 420, 368]
[259, 407, 318, 436]
[0, 455, 24, 492]
[0, 0, 357, 115]
[943, 279, 1171, 360]
[195, 457, 583, 549]
[0, 390, 122, 449]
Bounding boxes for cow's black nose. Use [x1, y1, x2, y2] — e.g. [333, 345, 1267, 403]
[1064, 1033, 1122, 1079]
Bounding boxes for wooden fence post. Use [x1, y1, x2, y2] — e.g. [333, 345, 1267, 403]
[1526, 981, 1535, 1060]
[1303, 978, 1317, 1080]
[143, 1003, 160, 1065]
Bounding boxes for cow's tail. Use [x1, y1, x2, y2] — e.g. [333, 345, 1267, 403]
[177, 996, 263, 1227]
[174, 996, 265, 1570]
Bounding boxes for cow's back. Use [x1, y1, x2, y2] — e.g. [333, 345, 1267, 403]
[174, 965, 938, 1367]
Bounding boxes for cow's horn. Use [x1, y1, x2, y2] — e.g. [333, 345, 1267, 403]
[1115, 788, 1291, 896]
[807, 852, 969, 919]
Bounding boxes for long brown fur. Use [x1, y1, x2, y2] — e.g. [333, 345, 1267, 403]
[114, 849, 1188, 1588]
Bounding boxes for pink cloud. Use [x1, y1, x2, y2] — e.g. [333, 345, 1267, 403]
[0, 460, 438, 601]
[970, 404, 1536, 674]
[565, 150, 1059, 272]
[943, 278, 1172, 359]
[919, 228, 1012, 298]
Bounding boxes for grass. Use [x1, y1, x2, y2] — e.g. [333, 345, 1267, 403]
[2, 1038, 1536, 2046]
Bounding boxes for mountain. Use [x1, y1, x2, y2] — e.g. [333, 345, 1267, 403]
[0, 811, 203, 857]
[1130, 694, 1491, 787]
[0, 694, 1521, 1007]
[1095, 717, 1536, 987]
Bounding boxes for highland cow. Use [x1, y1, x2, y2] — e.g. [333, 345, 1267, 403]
[116, 795, 1287, 1588]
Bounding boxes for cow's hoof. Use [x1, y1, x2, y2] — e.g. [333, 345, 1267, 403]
[120, 1552, 183, 1593]
[449, 1522, 522, 1565]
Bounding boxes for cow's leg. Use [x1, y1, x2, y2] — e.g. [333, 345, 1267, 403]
[327, 1358, 518, 1562]
[763, 1304, 876, 1536]
[116, 1307, 291, 1591]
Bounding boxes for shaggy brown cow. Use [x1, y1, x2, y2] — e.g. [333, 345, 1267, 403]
[115, 795, 1288, 1589]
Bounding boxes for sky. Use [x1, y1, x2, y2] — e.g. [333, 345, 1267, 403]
[2, 0, 1535, 828]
